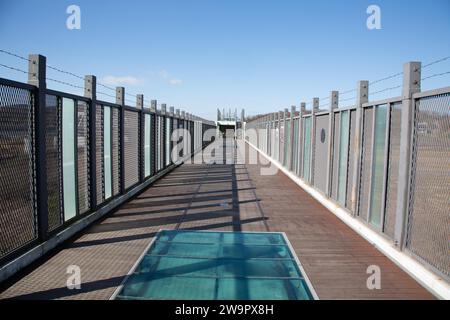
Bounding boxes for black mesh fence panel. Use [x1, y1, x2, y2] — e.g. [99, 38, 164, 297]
[151, 114, 156, 175]
[0, 78, 220, 266]
[169, 117, 172, 166]
[173, 118, 178, 162]
[159, 116, 164, 169]
[96, 105, 104, 205]
[46, 95, 63, 231]
[0, 84, 37, 258]
[77, 101, 90, 215]
[192, 121, 195, 152]
[124, 110, 139, 189]
[407, 94, 450, 278]
[156, 116, 160, 171]
[112, 107, 120, 196]
[163, 116, 166, 168]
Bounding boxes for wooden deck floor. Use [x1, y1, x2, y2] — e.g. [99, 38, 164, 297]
[0, 142, 434, 299]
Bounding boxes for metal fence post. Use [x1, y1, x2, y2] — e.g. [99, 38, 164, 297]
[241, 109, 245, 139]
[84, 75, 97, 210]
[28, 54, 48, 241]
[268, 114, 271, 155]
[310, 98, 319, 185]
[186, 112, 190, 157]
[170, 106, 175, 164]
[325, 91, 339, 196]
[137, 94, 144, 182]
[151, 100, 157, 174]
[190, 113, 195, 156]
[268, 113, 273, 156]
[262, 115, 266, 152]
[394, 61, 421, 248]
[278, 111, 283, 162]
[161, 104, 167, 167]
[187, 112, 192, 156]
[289, 106, 296, 171]
[350, 81, 369, 215]
[116, 87, 125, 194]
[274, 112, 279, 160]
[175, 109, 180, 154]
[297, 103, 305, 176]
[186, 111, 191, 158]
[283, 109, 288, 165]
[260, 115, 264, 151]
[181, 110, 186, 158]
[263, 115, 267, 152]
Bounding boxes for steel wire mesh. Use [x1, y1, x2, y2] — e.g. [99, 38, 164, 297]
[123, 110, 139, 189]
[407, 93, 450, 278]
[0, 84, 37, 257]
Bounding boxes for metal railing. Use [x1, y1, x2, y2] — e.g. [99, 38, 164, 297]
[0, 53, 216, 274]
[244, 61, 450, 280]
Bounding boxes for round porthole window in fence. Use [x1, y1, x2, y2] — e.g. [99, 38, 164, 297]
[320, 128, 326, 143]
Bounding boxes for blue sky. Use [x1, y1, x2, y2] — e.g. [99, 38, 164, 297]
[0, 0, 449, 119]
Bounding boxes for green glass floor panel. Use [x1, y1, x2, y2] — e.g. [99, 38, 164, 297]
[158, 230, 222, 244]
[114, 230, 315, 300]
[117, 276, 312, 300]
[219, 258, 300, 278]
[117, 273, 217, 300]
[134, 256, 301, 278]
[158, 230, 286, 245]
[150, 242, 292, 260]
[217, 278, 313, 300]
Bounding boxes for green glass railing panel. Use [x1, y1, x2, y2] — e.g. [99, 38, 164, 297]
[62, 98, 76, 221]
[369, 104, 388, 228]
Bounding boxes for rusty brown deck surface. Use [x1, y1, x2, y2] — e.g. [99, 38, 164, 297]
[0, 142, 434, 300]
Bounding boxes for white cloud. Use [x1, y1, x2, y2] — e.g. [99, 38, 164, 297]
[169, 78, 183, 85]
[102, 75, 142, 86]
[159, 70, 170, 79]
[159, 70, 183, 86]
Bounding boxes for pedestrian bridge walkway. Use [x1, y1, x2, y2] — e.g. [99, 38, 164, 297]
[0, 142, 434, 300]
[1, 56, 448, 300]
